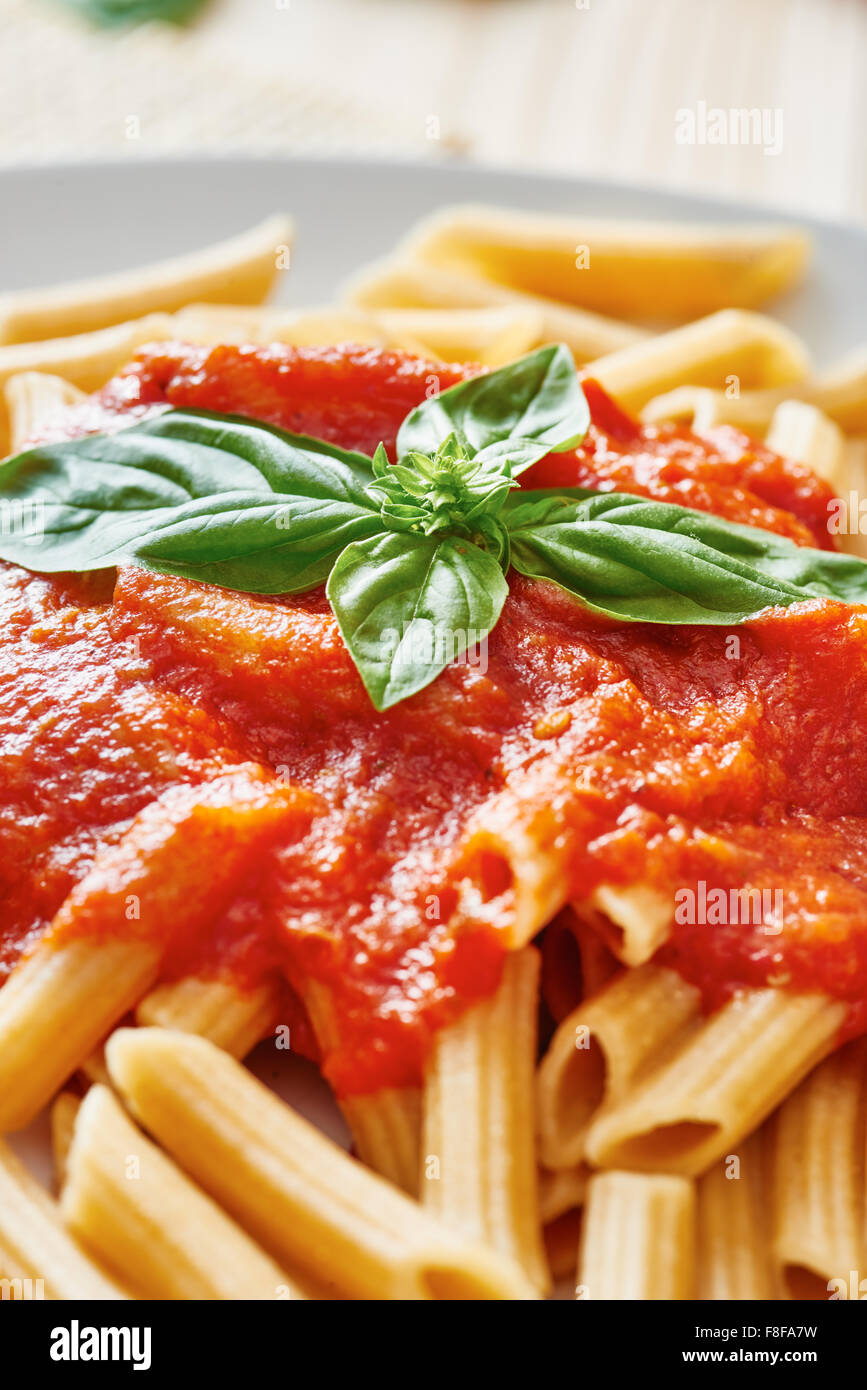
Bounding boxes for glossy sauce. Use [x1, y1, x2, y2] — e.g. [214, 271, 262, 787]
[2, 342, 865, 1094]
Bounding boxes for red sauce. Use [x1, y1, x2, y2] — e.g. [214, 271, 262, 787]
[3, 341, 866, 1095]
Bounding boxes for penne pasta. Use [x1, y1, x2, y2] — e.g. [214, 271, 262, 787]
[765, 399, 847, 491]
[537, 965, 701, 1170]
[171, 302, 386, 348]
[0, 214, 293, 346]
[338, 1089, 423, 1198]
[583, 989, 847, 1176]
[1, 208, 866, 1306]
[837, 437, 867, 561]
[372, 305, 545, 366]
[539, 1165, 589, 1225]
[135, 974, 282, 1060]
[303, 980, 423, 1195]
[455, 809, 572, 950]
[569, 914, 623, 1000]
[0, 1139, 126, 1300]
[586, 309, 810, 414]
[0, 769, 316, 1131]
[51, 1092, 82, 1195]
[578, 1171, 695, 1300]
[4, 370, 86, 452]
[401, 204, 810, 321]
[769, 1040, 866, 1299]
[540, 1166, 587, 1281]
[642, 344, 867, 437]
[0, 938, 161, 1135]
[341, 257, 647, 361]
[696, 1128, 776, 1300]
[574, 882, 674, 967]
[106, 1027, 539, 1300]
[421, 948, 550, 1292]
[0, 313, 175, 453]
[62, 1084, 307, 1300]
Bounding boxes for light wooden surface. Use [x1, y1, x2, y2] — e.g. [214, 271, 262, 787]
[0, 0, 864, 224]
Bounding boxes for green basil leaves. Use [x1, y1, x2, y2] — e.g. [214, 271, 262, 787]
[1, 342, 865, 710]
[397, 342, 590, 474]
[0, 410, 382, 594]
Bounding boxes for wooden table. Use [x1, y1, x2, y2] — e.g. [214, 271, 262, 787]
[1, 0, 864, 224]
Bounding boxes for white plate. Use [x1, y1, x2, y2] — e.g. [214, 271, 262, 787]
[1, 155, 865, 363]
[2, 156, 865, 1264]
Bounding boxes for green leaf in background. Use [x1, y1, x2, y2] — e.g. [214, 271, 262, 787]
[0, 410, 382, 592]
[508, 490, 867, 623]
[396, 344, 590, 474]
[57, 0, 211, 27]
[326, 531, 509, 709]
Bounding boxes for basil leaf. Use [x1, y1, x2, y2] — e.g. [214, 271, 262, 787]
[60, 0, 209, 27]
[396, 344, 589, 474]
[509, 490, 867, 623]
[326, 531, 508, 709]
[0, 409, 382, 593]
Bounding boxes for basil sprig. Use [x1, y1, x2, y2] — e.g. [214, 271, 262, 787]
[1, 342, 865, 710]
[59, 0, 210, 28]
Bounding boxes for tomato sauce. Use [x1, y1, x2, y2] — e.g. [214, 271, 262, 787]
[2, 341, 866, 1094]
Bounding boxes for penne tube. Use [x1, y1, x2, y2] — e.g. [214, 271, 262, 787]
[62, 1084, 307, 1300]
[339, 1089, 423, 1198]
[78, 1051, 112, 1089]
[696, 1128, 776, 1300]
[0, 1139, 126, 1299]
[539, 1165, 589, 1225]
[543, 1212, 583, 1285]
[372, 305, 545, 366]
[765, 399, 847, 491]
[642, 344, 867, 437]
[537, 964, 701, 1170]
[570, 913, 622, 999]
[421, 948, 550, 1292]
[51, 1092, 82, 1194]
[454, 805, 572, 950]
[171, 302, 386, 349]
[0, 938, 161, 1135]
[402, 205, 810, 321]
[642, 383, 779, 433]
[769, 1040, 866, 1299]
[106, 1027, 538, 1300]
[578, 1171, 695, 1299]
[0, 313, 175, 454]
[541, 966, 693, 1142]
[0, 769, 316, 1131]
[540, 1167, 588, 1280]
[584, 989, 847, 1177]
[4, 370, 86, 452]
[574, 882, 673, 967]
[837, 438, 867, 562]
[135, 974, 282, 1060]
[303, 979, 423, 1195]
[0, 214, 294, 346]
[816, 344, 867, 435]
[342, 258, 647, 361]
[81, 975, 281, 1097]
[587, 309, 810, 414]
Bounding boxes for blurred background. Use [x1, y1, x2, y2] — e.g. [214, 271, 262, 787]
[0, 0, 864, 224]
